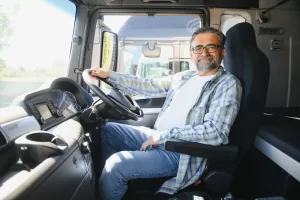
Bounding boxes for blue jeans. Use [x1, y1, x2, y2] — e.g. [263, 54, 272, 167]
[99, 122, 180, 200]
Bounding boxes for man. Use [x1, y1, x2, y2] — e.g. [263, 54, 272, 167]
[91, 27, 242, 200]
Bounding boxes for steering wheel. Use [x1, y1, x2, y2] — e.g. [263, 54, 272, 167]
[82, 69, 143, 121]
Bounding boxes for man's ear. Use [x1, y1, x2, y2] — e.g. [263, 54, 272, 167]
[222, 47, 226, 59]
[190, 50, 193, 58]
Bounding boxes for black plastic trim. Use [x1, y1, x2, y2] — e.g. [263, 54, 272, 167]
[0, 130, 7, 147]
[165, 140, 239, 163]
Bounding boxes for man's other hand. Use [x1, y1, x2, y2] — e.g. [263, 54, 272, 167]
[90, 66, 110, 80]
[140, 135, 159, 151]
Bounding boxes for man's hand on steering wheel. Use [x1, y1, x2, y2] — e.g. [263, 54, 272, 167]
[82, 67, 143, 121]
[90, 66, 110, 80]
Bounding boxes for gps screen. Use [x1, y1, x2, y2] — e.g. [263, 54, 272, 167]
[36, 104, 52, 120]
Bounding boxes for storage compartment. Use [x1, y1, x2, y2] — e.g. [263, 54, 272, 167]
[15, 131, 68, 167]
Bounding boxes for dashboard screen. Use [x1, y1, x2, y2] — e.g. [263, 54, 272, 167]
[36, 104, 52, 120]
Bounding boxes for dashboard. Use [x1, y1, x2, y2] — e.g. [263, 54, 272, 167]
[23, 78, 94, 130]
[0, 77, 95, 200]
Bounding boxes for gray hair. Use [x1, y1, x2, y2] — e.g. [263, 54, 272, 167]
[190, 27, 226, 47]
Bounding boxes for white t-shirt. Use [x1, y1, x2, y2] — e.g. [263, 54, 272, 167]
[155, 74, 215, 131]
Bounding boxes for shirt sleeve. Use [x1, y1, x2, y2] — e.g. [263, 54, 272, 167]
[157, 76, 242, 145]
[107, 71, 173, 98]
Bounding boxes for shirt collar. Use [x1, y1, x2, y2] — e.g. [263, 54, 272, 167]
[182, 66, 224, 81]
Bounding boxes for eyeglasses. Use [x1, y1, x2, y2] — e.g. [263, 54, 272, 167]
[191, 44, 222, 54]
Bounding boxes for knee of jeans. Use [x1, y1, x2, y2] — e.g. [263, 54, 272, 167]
[104, 152, 131, 181]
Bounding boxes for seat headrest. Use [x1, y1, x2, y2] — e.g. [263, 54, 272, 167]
[225, 22, 257, 49]
[224, 22, 259, 74]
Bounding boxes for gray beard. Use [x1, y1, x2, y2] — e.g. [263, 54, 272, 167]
[196, 60, 219, 72]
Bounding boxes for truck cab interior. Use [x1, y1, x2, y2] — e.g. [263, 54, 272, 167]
[0, 0, 300, 200]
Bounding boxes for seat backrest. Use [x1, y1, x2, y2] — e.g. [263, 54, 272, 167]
[224, 22, 270, 164]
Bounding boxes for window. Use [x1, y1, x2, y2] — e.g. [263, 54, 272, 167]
[0, 0, 75, 108]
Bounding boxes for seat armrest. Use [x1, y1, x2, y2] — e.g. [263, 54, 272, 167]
[165, 140, 239, 163]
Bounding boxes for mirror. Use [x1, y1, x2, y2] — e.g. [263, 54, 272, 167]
[101, 31, 118, 72]
[142, 41, 161, 58]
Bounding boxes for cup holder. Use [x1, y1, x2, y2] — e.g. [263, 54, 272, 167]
[15, 131, 68, 167]
[26, 132, 56, 142]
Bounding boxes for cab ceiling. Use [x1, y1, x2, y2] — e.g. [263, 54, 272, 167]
[73, 0, 259, 8]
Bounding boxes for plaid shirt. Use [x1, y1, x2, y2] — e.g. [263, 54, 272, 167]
[108, 67, 242, 195]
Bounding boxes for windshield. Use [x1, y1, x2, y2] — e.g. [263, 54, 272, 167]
[0, 0, 75, 108]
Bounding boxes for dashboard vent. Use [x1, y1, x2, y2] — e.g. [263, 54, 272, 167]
[0, 130, 7, 146]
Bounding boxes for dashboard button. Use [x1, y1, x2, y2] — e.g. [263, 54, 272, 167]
[56, 109, 62, 117]
[40, 117, 46, 124]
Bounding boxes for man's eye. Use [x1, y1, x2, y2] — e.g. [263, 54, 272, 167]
[207, 45, 216, 50]
[195, 46, 203, 51]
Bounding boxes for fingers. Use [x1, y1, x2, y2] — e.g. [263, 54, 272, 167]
[90, 71, 100, 80]
[90, 66, 100, 76]
[90, 70, 98, 76]
[140, 141, 151, 151]
[140, 142, 155, 151]
[140, 143, 147, 151]
[90, 67, 108, 78]
[140, 136, 158, 151]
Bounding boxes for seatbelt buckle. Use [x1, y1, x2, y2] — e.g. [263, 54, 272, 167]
[194, 179, 202, 186]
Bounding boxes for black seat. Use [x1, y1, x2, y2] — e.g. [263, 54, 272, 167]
[125, 22, 270, 199]
[222, 22, 270, 165]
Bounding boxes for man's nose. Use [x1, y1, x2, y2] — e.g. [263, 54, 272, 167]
[201, 48, 209, 56]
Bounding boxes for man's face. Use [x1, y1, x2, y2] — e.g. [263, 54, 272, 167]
[190, 33, 225, 73]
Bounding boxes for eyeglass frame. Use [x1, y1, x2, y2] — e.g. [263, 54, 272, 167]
[190, 44, 223, 54]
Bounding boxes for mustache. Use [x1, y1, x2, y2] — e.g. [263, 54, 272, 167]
[198, 56, 214, 61]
